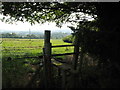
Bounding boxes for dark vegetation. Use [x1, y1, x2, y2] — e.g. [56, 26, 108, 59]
[1, 2, 120, 88]
[62, 35, 73, 43]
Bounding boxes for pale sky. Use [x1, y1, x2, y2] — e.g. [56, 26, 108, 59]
[0, 14, 73, 33]
[0, 21, 72, 33]
[0, 13, 94, 33]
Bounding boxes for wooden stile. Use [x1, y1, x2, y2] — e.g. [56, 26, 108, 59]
[43, 30, 80, 88]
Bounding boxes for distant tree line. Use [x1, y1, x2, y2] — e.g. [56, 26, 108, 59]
[0, 32, 70, 39]
[0, 33, 43, 39]
[0, 33, 21, 38]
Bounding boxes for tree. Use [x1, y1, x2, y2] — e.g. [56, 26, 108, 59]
[62, 35, 73, 43]
[1, 2, 97, 26]
[1, 33, 21, 38]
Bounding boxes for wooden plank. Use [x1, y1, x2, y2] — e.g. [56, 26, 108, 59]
[51, 58, 71, 70]
[52, 57, 67, 63]
[51, 52, 75, 56]
[51, 59, 78, 74]
[51, 44, 75, 48]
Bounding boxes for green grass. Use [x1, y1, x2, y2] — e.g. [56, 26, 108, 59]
[2, 38, 74, 58]
[2, 38, 74, 88]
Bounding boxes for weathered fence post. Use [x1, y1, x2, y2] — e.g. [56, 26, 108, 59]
[72, 33, 79, 70]
[43, 30, 52, 88]
[70, 33, 79, 88]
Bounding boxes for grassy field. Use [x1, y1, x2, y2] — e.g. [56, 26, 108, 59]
[2, 38, 74, 58]
[2, 38, 74, 88]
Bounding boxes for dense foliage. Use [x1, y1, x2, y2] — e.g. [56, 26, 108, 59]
[62, 35, 73, 43]
[1, 2, 97, 26]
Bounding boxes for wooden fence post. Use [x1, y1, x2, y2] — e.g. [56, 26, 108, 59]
[70, 33, 79, 88]
[43, 30, 52, 88]
[72, 33, 79, 70]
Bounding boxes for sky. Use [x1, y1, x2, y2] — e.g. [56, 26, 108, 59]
[0, 12, 94, 33]
[0, 14, 72, 33]
[0, 21, 71, 32]
[0, 21, 72, 33]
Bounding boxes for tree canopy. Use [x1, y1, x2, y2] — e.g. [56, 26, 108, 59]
[1, 2, 97, 26]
